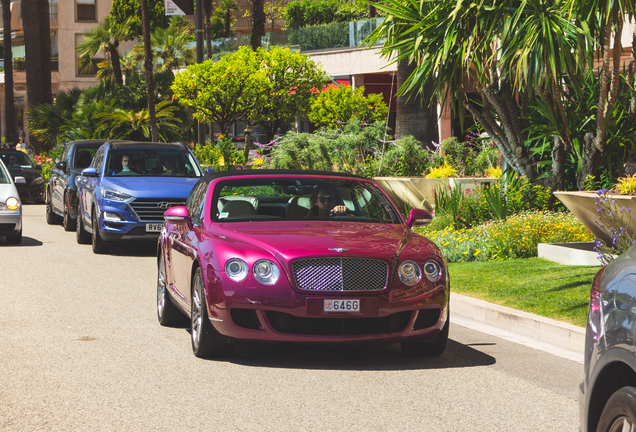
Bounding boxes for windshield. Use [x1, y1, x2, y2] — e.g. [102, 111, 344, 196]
[105, 149, 202, 177]
[212, 178, 402, 224]
[0, 162, 10, 184]
[0, 152, 34, 169]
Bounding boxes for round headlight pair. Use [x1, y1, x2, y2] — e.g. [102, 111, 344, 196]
[398, 260, 442, 286]
[225, 258, 280, 285]
[6, 197, 20, 211]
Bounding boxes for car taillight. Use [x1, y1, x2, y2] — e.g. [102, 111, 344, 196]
[590, 266, 606, 300]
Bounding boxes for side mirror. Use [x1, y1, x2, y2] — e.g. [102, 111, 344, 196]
[205, 168, 216, 174]
[164, 205, 190, 224]
[54, 161, 67, 171]
[406, 208, 433, 228]
[14, 176, 26, 185]
[81, 167, 98, 177]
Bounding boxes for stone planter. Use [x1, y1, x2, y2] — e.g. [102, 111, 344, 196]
[553, 191, 636, 247]
[373, 177, 497, 212]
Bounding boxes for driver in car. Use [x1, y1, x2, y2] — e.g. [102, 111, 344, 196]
[308, 185, 349, 218]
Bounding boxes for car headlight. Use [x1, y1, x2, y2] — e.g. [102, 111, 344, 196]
[398, 260, 421, 286]
[32, 176, 44, 185]
[225, 258, 249, 282]
[253, 259, 280, 285]
[100, 186, 134, 203]
[6, 197, 20, 211]
[423, 260, 442, 282]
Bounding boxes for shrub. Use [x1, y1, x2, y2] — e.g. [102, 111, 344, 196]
[285, 0, 369, 29]
[417, 211, 593, 262]
[426, 163, 458, 178]
[308, 85, 388, 129]
[593, 189, 636, 265]
[288, 22, 349, 50]
[614, 174, 636, 194]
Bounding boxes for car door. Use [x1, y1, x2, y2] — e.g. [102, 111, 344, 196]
[51, 144, 71, 212]
[79, 147, 104, 228]
[169, 181, 208, 305]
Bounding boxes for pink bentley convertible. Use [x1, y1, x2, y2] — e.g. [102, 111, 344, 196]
[157, 170, 449, 358]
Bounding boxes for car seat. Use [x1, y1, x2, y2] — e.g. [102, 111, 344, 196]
[221, 200, 257, 218]
[287, 196, 311, 218]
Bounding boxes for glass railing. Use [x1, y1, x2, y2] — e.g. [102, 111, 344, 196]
[8, 57, 59, 72]
[204, 17, 385, 60]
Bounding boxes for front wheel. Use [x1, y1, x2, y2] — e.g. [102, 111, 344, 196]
[63, 196, 76, 232]
[191, 267, 233, 358]
[45, 193, 62, 225]
[76, 211, 91, 244]
[596, 386, 636, 432]
[157, 252, 181, 326]
[91, 209, 110, 254]
[401, 315, 449, 357]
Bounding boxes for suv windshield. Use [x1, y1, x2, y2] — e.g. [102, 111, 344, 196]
[105, 149, 202, 177]
[0, 152, 33, 169]
[213, 178, 402, 224]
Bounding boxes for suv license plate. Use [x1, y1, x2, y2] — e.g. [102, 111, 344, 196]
[146, 223, 163, 232]
[324, 299, 360, 312]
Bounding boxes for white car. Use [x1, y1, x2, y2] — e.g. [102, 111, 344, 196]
[0, 158, 24, 244]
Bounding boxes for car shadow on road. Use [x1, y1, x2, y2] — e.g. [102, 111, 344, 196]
[108, 242, 157, 257]
[195, 336, 496, 371]
[0, 236, 43, 246]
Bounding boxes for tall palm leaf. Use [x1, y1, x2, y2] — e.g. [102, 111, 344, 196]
[96, 100, 183, 142]
[133, 24, 195, 75]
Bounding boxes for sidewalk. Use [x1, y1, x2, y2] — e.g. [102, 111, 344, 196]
[451, 293, 586, 363]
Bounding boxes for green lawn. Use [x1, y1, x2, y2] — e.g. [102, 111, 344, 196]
[448, 257, 601, 328]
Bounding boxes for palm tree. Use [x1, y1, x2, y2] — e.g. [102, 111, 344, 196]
[76, 16, 132, 86]
[250, 0, 266, 50]
[217, 0, 239, 38]
[27, 88, 83, 146]
[96, 100, 183, 141]
[140, 0, 158, 142]
[2, 0, 17, 146]
[133, 24, 195, 75]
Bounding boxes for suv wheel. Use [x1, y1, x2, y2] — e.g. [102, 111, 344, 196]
[91, 209, 110, 254]
[63, 196, 76, 232]
[596, 386, 636, 432]
[76, 211, 91, 244]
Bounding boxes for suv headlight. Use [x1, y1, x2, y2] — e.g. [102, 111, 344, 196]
[225, 258, 249, 282]
[253, 259, 281, 285]
[100, 186, 134, 203]
[32, 176, 44, 185]
[398, 260, 421, 286]
[423, 260, 442, 282]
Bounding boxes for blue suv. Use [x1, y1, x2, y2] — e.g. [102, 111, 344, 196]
[76, 141, 205, 254]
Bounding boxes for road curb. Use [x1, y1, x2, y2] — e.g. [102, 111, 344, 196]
[451, 293, 585, 356]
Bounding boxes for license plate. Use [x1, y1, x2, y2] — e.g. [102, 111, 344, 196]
[146, 223, 163, 232]
[324, 299, 360, 312]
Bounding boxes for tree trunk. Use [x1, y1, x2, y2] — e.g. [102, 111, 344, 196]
[109, 45, 124, 85]
[37, 0, 52, 105]
[204, 0, 213, 59]
[250, 0, 265, 51]
[2, 0, 17, 146]
[22, 0, 45, 153]
[224, 11, 231, 37]
[140, 0, 157, 141]
[395, 58, 439, 148]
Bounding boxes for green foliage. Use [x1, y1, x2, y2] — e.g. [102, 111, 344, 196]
[426, 163, 458, 178]
[285, 0, 369, 29]
[417, 211, 593, 263]
[288, 22, 349, 50]
[171, 47, 264, 134]
[110, 0, 169, 39]
[194, 142, 223, 166]
[593, 190, 636, 265]
[133, 20, 196, 74]
[95, 100, 183, 141]
[308, 85, 388, 129]
[483, 183, 507, 221]
[27, 88, 83, 148]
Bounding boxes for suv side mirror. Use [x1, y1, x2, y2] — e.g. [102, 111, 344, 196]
[81, 167, 98, 177]
[407, 208, 433, 228]
[54, 161, 67, 172]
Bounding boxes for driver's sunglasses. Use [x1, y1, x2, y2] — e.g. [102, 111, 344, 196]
[318, 196, 335, 203]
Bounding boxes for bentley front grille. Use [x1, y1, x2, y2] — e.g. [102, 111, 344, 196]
[292, 258, 389, 292]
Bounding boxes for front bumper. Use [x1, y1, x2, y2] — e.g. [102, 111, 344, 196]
[16, 183, 45, 202]
[201, 270, 449, 344]
[96, 200, 162, 242]
[0, 211, 22, 237]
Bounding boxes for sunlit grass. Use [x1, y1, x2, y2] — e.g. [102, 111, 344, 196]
[448, 258, 600, 327]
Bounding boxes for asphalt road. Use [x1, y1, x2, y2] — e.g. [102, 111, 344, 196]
[0, 204, 582, 431]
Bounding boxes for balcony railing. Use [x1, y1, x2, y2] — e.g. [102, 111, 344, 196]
[14, 2, 58, 29]
[8, 57, 59, 72]
[204, 17, 385, 61]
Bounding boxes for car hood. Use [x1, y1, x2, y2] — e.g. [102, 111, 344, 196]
[0, 182, 19, 200]
[101, 176, 201, 199]
[7, 166, 39, 180]
[215, 221, 416, 264]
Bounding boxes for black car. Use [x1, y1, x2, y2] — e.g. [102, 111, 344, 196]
[580, 247, 636, 432]
[46, 140, 116, 230]
[0, 149, 45, 203]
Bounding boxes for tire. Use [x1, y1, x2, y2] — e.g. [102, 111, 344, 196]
[6, 228, 22, 245]
[63, 196, 76, 232]
[191, 267, 233, 358]
[401, 315, 450, 357]
[596, 386, 636, 432]
[76, 211, 91, 244]
[91, 209, 110, 254]
[45, 193, 62, 225]
[157, 252, 181, 326]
